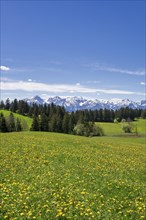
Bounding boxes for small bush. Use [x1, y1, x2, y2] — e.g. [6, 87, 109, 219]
[73, 122, 104, 137]
[122, 122, 133, 133]
[114, 118, 120, 123]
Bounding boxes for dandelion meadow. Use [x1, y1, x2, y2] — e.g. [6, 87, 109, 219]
[0, 132, 145, 219]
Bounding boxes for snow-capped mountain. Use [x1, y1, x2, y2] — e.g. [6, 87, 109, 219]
[24, 95, 146, 111]
[25, 95, 44, 105]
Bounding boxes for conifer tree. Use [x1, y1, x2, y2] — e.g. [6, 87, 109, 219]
[0, 113, 8, 132]
[31, 116, 39, 131]
[15, 118, 22, 131]
[39, 113, 48, 131]
[5, 98, 10, 110]
[10, 99, 18, 113]
[62, 113, 70, 133]
[49, 115, 57, 132]
[68, 112, 76, 133]
[141, 110, 146, 119]
[8, 112, 16, 132]
[0, 101, 5, 110]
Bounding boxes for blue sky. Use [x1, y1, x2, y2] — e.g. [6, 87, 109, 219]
[0, 0, 145, 101]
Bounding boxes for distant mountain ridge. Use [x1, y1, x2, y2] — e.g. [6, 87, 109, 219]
[24, 95, 146, 111]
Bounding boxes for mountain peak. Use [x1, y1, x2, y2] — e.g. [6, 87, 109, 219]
[25, 96, 146, 111]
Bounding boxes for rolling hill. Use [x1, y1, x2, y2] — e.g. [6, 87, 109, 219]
[0, 110, 32, 130]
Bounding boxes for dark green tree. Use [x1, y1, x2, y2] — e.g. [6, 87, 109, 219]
[15, 118, 22, 131]
[0, 101, 5, 110]
[5, 98, 10, 110]
[49, 115, 57, 132]
[18, 100, 29, 115]
[39, 113, 48, 131]
[62, 113, 70, 133]
[0, 113, 8, 132]
[68, 112, 76, 133]
[7, 112, 16, 132]
[10, 99, 18, 113]
[141, 110, 146, 119]
[31, 116, 39, 131]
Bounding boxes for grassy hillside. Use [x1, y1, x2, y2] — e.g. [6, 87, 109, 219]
[133, 118, 146, 134]
[0, 110, 32, 130]
[98, 122, 122, 136]
[1, 132, 145, 219]
[98, 118, 146, 136]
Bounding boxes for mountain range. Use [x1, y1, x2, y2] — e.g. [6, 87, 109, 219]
[24, 96, 146, 112]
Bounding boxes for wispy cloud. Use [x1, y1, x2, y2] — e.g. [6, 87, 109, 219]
[97, 66, 145, 76]
[0, 66, 33, 73]
[85, 80, 100, 84]
[87, 63, 146, 76]
[96, 89, 144, 95]
[0, 80, 97, 93]
[0, 65, 62, 73]
[0, 66, 11, 71]
[1, 80, 145, 96]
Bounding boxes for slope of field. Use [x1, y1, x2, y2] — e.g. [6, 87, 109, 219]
[0, 110, 32, 130]
[98, 122, 122, 136]
[98, 119, 146, 136]
[1, 132, 145, 219]
[133, 119, 146, 134]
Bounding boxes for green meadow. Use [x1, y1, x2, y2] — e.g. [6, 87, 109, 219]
[0, 124, 146, 219]
[98, 118, 146, 136]
[0, 110, 32, 130]
[1, 109, 145, 135]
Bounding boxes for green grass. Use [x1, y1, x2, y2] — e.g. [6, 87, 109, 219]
[0, 110, 32, 130]
[133, 118, 146, 134]
[98, 122, 122, 136]
[0, 132, 145, 219]
[97, 119, 146, 136]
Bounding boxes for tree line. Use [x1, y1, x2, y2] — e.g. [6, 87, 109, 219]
[0, 112, 22, 132]
[0, 98, 146, 135]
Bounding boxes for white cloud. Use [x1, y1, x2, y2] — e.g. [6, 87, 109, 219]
[85, 80, 100, 84]
[28, 79, 33, 82]
[76, 83, 81, 86]
[98, 67, 145, 76]
[96, 89, 144, 95]
[140, 82, 146, 85]
[0, 80, 97, 93]
[0, 66, 10, 71]
[88, 63, 146, 76]
[0, 80, 145, 96]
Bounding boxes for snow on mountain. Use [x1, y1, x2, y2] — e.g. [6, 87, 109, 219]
[24, 95, 44, 105]
[141, 100, 146, 108]
[24, 95, 146, 111]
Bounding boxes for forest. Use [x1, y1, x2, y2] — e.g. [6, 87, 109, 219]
[0, 98, 146, 135]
